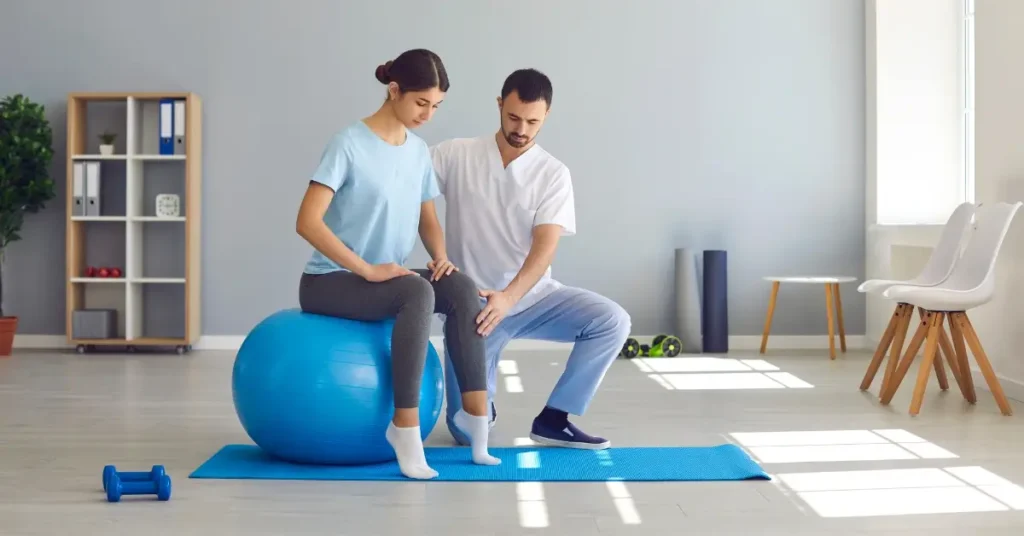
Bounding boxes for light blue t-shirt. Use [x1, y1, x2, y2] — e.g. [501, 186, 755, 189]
[303, 121, 441, 274]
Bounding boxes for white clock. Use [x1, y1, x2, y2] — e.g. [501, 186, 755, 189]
[155, 194, 180, 218]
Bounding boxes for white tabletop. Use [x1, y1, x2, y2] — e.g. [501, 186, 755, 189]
[763, 276, 858, 284]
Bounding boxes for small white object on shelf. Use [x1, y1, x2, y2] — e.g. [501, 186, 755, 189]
[98, 131, 117, 155]
[155, 193, 180, 218]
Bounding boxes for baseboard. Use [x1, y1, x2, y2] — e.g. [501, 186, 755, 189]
[13, 333, 866, 352]
[192, 335, 245, 350]
[11, 335, 69, 348]
[986, 375, 1024, 403]
[739, 335, 866, 351]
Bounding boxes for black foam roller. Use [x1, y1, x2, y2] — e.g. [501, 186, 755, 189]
[701, 250, 728, 353]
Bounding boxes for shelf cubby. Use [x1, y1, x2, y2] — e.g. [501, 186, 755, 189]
[130, 220, 186, 281]
[130, 159, 187, 218]
[70, 282, 128, 341]
[69, 220, 127, 281]
[66, 91, 201, 353]
[82, 99, 128, 157]
[69, 159, 127, 219]
[129, 283, 186, 341]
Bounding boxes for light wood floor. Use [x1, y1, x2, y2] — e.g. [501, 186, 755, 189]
[2, 346, 1024, 535]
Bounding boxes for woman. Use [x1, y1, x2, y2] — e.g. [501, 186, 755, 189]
[295, 49, 498, 479]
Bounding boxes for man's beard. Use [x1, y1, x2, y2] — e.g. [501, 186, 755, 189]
[502, 128, 531, 148]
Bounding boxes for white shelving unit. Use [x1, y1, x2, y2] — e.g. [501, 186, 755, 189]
[65, 92, 202, 354]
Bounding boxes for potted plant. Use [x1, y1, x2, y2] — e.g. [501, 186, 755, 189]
[98, 131, 116, 155]
[0, 94, 56, 356]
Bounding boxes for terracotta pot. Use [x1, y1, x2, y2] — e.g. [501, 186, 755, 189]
[0, 316, 17, 356]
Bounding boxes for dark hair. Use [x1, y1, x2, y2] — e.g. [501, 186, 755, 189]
[375, 49, 450, 93]
[500, 68, 552, 107]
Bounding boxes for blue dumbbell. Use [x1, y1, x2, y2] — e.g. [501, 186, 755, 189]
[102, 465, 166, 492]
[106, 472, 172, 502]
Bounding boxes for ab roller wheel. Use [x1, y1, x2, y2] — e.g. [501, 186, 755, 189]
[620, 338, 641, 358]
[649, 334, 682, 357]
[618, 334, 683, 358]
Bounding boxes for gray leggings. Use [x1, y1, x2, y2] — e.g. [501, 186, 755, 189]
[298, 269, 487, 409]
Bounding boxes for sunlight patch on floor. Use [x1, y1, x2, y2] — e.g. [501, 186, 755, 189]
[606, 480, 642, 525]
[631, 357, 814, 390]
[500, 360, 524, 393]
[731, 430, 1023, 517]
[499, 360, 519, 375]
[516, 482, 548, 528]
[729, 429, 958, 463]
[773, 467, 1024, 517]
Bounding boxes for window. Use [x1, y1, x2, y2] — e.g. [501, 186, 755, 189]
[962, 0, 975, 205]
[874, 0, 973, 225]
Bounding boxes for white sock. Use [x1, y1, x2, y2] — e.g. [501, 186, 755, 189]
[385, 422, 438, 480]
[454, 409, 501, 465]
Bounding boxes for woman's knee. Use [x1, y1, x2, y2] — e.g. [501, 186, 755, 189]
[396, 274, 435, 315]
[435, 272, 482, 311]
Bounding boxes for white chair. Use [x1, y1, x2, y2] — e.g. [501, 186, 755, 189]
[880, 201, 1022, 416]
[858, 202, 976, 396]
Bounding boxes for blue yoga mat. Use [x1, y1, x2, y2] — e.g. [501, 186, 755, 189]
[189, 444, 769, 482]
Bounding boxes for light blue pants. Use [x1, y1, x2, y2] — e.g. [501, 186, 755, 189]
[443, 285, 631, 429]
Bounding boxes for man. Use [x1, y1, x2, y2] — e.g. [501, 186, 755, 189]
[430, 68, 631, 450]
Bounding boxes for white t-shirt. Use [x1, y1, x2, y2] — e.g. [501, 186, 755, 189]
[430, 135, 576, 316]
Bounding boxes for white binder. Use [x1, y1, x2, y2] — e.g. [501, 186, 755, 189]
[173, 100, 186, 155]
[72, 162, 86, 216]
[85, 162, 101, 216]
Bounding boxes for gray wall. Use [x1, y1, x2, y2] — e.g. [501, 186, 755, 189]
[0, 0, 865, 337]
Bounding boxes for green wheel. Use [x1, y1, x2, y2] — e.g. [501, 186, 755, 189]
[662, 336, 682, 357]
[652, 334, 667, 347]
[620, 338, 641, 359]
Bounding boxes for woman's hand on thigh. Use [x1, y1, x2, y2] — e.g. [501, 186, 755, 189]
[363, 263, 417, 282]
[426, 257, 459, 281]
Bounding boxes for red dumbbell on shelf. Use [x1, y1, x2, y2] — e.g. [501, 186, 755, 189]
[84, 266, 122, 278]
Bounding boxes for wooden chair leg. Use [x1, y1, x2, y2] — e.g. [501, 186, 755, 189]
[832, 283, 847, 353]
[916, 307, 949, 391]
[861, 303, 902, 391]
[881, 304, 913, 396]
[760, 281, 780, 354]
[947, 314, 978, 404]
[956, 312, 1013, 416]
[881, 311, 930, 405]
[825, 284, 836, 359]
[933, 347, 950, 391]
[938, 324, 968, 399]
[909, 312, 945, 415]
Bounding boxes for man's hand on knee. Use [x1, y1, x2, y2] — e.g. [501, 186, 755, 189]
[476, 289, 516, 336]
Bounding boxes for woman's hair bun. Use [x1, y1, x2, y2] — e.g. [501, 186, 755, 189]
[375, 60, 393, 84]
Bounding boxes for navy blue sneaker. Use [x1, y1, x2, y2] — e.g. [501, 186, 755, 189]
[530, 418, 610, 450]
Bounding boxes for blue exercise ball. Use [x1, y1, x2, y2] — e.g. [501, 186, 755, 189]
[231, 308, 444, 465]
